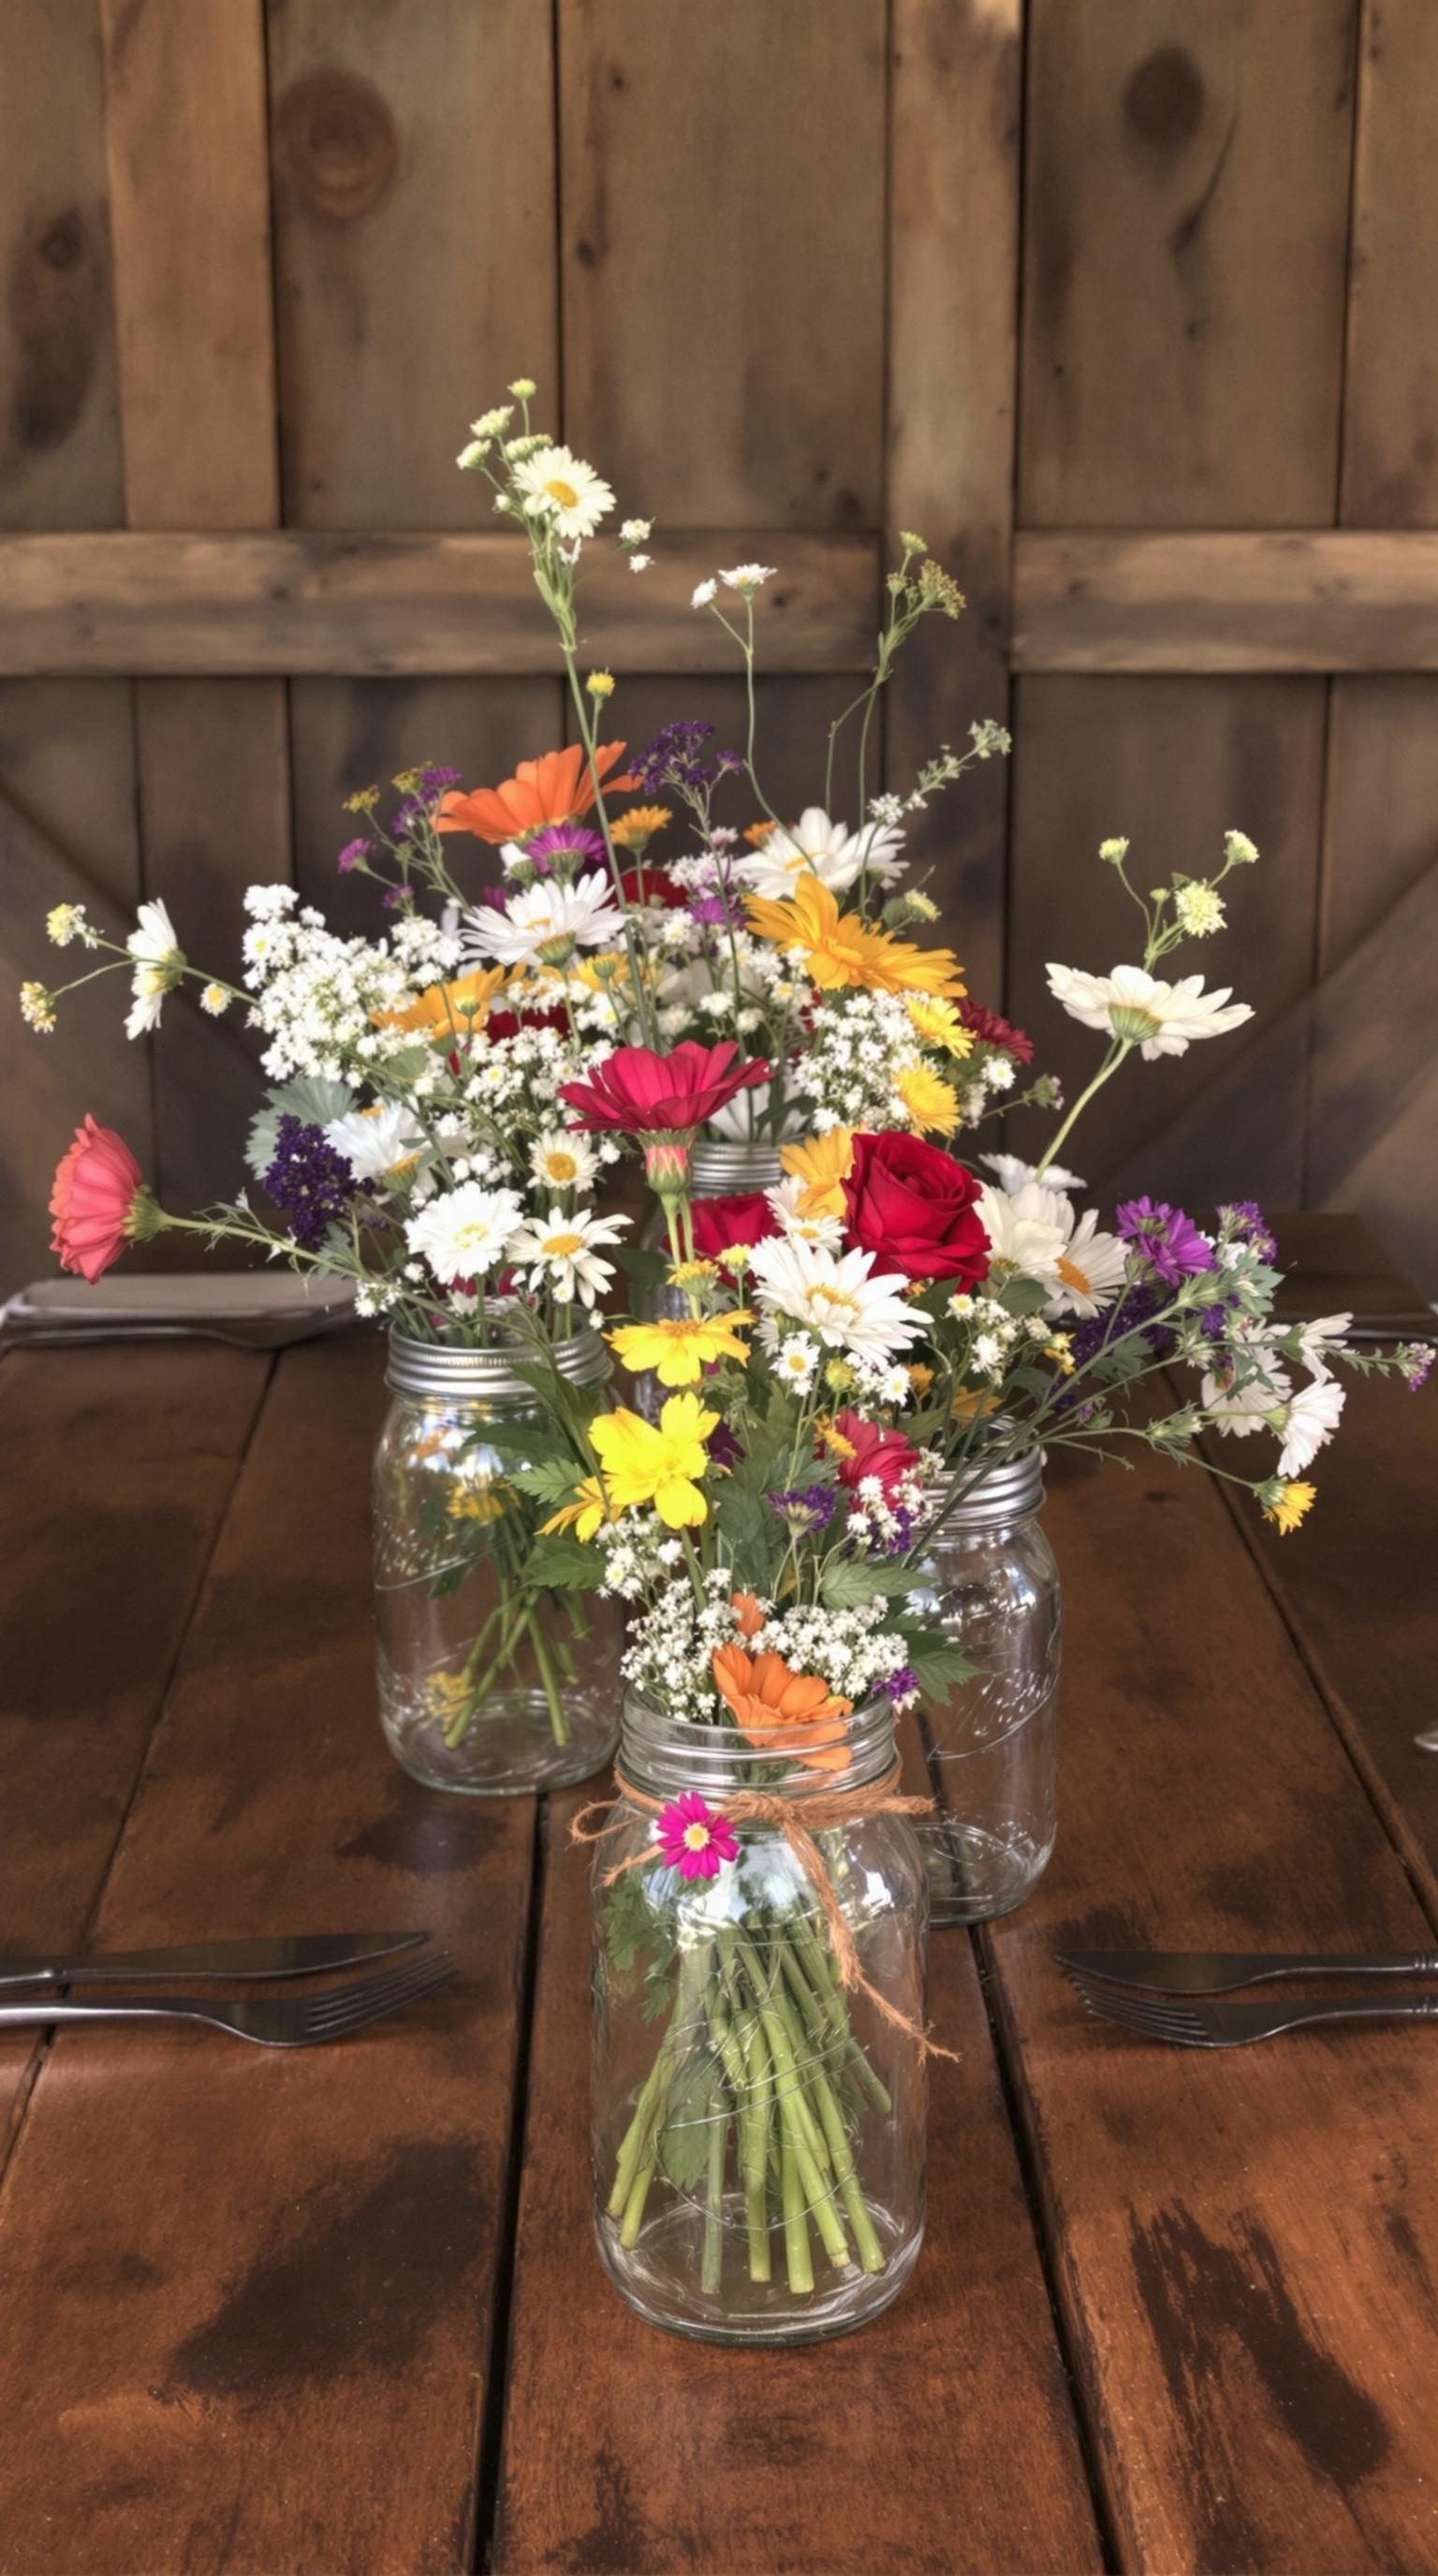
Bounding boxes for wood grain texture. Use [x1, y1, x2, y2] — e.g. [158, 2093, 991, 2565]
[269, 0, 556, 529]
[559, 0, 886, 531]
[1340, 0, 1438, 526]
[1013, 531, 1438, 671]
[0, 1345, 267, 2169]
[1005, 673, 1328, 1202]
[988, 1416, 1438, 2573]
[493, 1784, 1102, 2575]
[0, 1335, 534, 2576]
[0, 530, 880, 675]
[1020, 0, 1357, 527]
[887, 0, 1021, 1001]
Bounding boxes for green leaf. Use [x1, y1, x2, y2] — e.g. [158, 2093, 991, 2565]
[506, 1459, 586, 1504]
[902, 1632, 981, 1698]
[820, 1555, 923, 1610]
[991, 1273, 1050, 1317]
[658, 2057, 722, 2192]
[614, 1243, 668, 1298]
[712, 1481, 769, 1585]
[246, 1077, 356, 1177]
[517, 1534, 607, 1592]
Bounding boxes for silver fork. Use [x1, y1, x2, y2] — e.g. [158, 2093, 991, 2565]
[0, 1949, 456, 2048]
[1066, 1967, 1438, 2048]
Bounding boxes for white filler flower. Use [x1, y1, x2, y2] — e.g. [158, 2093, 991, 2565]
[1046, 962, 1254, 1059]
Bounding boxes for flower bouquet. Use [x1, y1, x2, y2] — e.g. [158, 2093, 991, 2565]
[26, 380, 1430, 2326]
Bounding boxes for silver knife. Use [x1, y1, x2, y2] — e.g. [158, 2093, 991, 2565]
[0, 1931, 429, 1989]
[1058, 1947, 1438, 1996]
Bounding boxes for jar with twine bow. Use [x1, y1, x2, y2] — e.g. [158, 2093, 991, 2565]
[574, 1686, 938, 2343]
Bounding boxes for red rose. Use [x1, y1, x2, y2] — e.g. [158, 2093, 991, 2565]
[559, 1040, 770, 1137]
[843, 1133, 990, 1286]
[620, 864, 685, 911]
[831, 1409, 919, 1498]
[691, 1193, 778, 1260]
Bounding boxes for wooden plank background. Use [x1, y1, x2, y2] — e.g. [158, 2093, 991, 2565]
[4, 0, 1436, 1290]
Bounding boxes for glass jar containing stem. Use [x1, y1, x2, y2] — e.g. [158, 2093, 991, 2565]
[589, 1690, 929, 2343]
[374, 1326, 621, 1794]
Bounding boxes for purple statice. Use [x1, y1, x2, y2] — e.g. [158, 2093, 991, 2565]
[380, 886, 407, 910]
[874, 1666, 918, 1709]
[262, 1117, 370, 1251]
[768, 1485, 838, 1532]
[420, 765, 462, 797]
[687, 891, 741, 931]
[1115, 1196, 1213, 1287]
[1060, 1282, 1172, 1384]
[1197, 1298, 1239, 1339]
[337, 836, 372, 874]
[628, 720, 742, 799]
[1217, 1199, 1278, 1264]
[1402, 1342, 1434, 1392]
[522, 823, 607, 877]
[389, 794, 426, 841]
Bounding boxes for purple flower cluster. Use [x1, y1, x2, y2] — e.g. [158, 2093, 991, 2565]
[337, 837, 372, 874]
[1217, 1199, 1278, 1264]
[768, 1484, 838, 1532]
[1115, 1196, 1213, 1287]
[1061, 1282, 1172, 1383]
[523, 823, 607, 876]
[687, 890, 742, 931]
[875, 1665, 918, 1707]
[420, 765, 462, 796]
[262, 1116, 369, 1251]
[628, 721, 744, 798]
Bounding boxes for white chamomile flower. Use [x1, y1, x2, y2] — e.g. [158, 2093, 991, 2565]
[775, 1333, 821, 1392]
[125, 897, 186, 1038]
[766, 1175, 845, 1250]
[471, 405, 514, 438]
[406, 1183, 525, 1287]
[627, 554, 653, 573]
[324, 1101, 421, 1180]
[530, 1129, 601, 1194]
[510, 445, 614, 540]
[692, 578, 718, 607]
[719, 564, 777, 594]
[1276, 1376, 1346, 1479]
[980, 1151, 1087, 1196]
[880, 1364, 912, 1404]
[736, 806, 906, 900]
[619, 518, 652, 546]
[748, 1234, 920, 1362]
[199, 983, 231, 1017]
[462, 871, 624, 968]
[1046, 962, 1254, 1059]
[127, 898, 182, 971]
[505, 1207, 629, 1309]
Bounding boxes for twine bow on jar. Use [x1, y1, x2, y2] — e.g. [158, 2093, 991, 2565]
[572, 1765, 959, 2063]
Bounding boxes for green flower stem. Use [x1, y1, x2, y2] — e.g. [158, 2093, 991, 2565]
[741, 2013, 773, 2283]
[780, 2134, 814, 2294]
[702, 2086, 727, 2296]
[1033, 1038, 1132, 1180]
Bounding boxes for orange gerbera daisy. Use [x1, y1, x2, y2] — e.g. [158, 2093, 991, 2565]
[730, 1589, 765, 1638]
[744, 874, 966, 1001]
[376, 964, 506, 1035]
[435, 742, 633, 846]
[712, 1641, 853, 1772]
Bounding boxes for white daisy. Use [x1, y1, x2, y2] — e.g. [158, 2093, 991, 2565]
[765, 1175, 846, 1250]
[126, 898, 182, 970]
[199, 982, 231, 1017]
[1201, 1343, 1293, 1435]
[462, 871, 624, 968]
[505, 1207, 629, 1308]
[736, 806, 906, 900]
[774, 1332, 821, 1393]
[529, 1129, 602, 1195]
[1276, 1376, 1346, 1479]
[1292, 1313, 1354, 1381]
[748, 1235, 920, 1361]
[619, 518, 652, 545]
[980, 1151, 1087, 1196]
[325, 1102, 421, 1181]
[1046, 1206, 1129, 1320]
[974, 1181, 1069, 1295]
[691, 579, 718, 607]
[719, 564, 777, 594]
[125, 897, 187, 1037]
[1046, 962, 1254, 1060]
[510, 445, 614, 541]
[406, 1184, 525, 1286]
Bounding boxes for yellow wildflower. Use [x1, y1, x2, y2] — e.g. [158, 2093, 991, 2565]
[1044, 1336, 1075, 1377]
[344, 784, 381, 813]
[609, 806, 672, 847]
[907, 1363, 935, 1398]
[591, 1393, 717, 1528]
[951, 1388, 1000, 1423]
[895, 1063, 960, 1135]
[1264, 1480, 1316, 1535]
[540, 1474, 610, 1542]
[448, 1481, 508, 1525]
[814, 1415, 858, 1462]
[779, 1127, 853, 1220]
[609, 1311, 753, 1389]
[391, 768, 423, 792]
[823, 1359, 856, 1397]
[906, 996, 974, 1058]
[570, 951, 634, 995]
[744, 874, 966, 1000]
[377, 964, 506, 1035]
[668, 1259, 719, 1292]
[586, 670, 616, 699]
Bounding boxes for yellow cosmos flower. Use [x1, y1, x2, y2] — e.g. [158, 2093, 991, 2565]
[609, 1311, 753, 1388]
[906, 996, 974, 1058]
[591, 1393, 718, 1528]
[377, 964, 506, 1035]
[540, 1474, 610, 1542]
[609, 806, 672, 847]
[779, 1127, 853, 1219]
[895, 1063, 960, 1135]
[743, 874, 966, 1000]
[1264, 1479, 1316, 1535]
[951, 1388, 1000, 1423]
[570, 951, 637, 996]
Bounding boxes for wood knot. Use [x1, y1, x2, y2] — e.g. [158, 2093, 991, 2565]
[8, 203, 104, 452]
[1122, 45, 1205, 151]
[273, 67, 400, 223]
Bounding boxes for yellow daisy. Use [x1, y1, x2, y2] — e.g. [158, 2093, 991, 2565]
[591, 1394, 718, 1528]
[539, 1473, 610, 1542]
[1263, 1479, 1316, 1535]
[779, 1127, 854, 1219]
[609, 1311, 753, 1388]
[377, 964, 506, 1035]
[906, 996, 974, 1058]
[609, 806, 672, 847]
[895, 1063, 960, 1135]
[744, 873, 966, 1000]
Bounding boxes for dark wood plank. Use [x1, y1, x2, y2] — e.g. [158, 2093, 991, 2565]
[1340, 0, 1438, 528]
[1269, 1209, 1433, 1331]
[887, 0, 1021, 1003]
[1013, 531, 1438, 672]
[0, 1345, 268, 2165]
[0, 1333, 534, 2576]
[984, 1408, 1438, 2571]
[493, 1780, 1103, 2574]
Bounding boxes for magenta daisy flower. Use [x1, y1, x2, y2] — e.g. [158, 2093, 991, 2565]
[521, 823, 608, 875]
[655, 1792, 739, 1881]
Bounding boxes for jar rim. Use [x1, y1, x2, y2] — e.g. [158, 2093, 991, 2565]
[689, 1137, 785, 1193]
[937, 1438, 1045, 1531]
[619, 1688, 899, 1800]
[387, 1313, 609, 1398]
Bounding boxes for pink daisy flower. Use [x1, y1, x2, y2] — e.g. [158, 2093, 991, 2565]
[655, 1792, 739, 1881]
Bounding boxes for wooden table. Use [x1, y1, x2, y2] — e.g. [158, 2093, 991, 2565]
[1, 1216, 1434, 2576]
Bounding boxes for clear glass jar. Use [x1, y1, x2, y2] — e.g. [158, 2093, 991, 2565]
[909, 1447, 1060, 1924]
[590, 1690, 929, 2344]
[631, 1138, 783, 1418]
[374, 1327, 621, 1795]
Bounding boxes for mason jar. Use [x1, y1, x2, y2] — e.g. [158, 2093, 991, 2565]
[374, 1327, 621, 1794]
[908, 1447, 1060, 1924]
[632, 1138, 783, 1417]
[590, 1690, 929, 2344]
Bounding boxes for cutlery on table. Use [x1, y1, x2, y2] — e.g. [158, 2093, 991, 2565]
[1066, 1972, 1438, 2050]
[0, 1277, 356, 1353]
[1056, 1946, 1438, 1997]
[0, 1931, 430, 1990]
[0, 1950, 457, 2049]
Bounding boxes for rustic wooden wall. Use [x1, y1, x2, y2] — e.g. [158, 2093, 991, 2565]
[4, 0, 1435, 1290]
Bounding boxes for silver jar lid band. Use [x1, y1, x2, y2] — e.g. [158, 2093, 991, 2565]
[939, 1442, 1045, 1530]
[690, 1138, 784, 1194]
[387, 1319, 609, 1399]
[619, 1690, 899, 1801]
